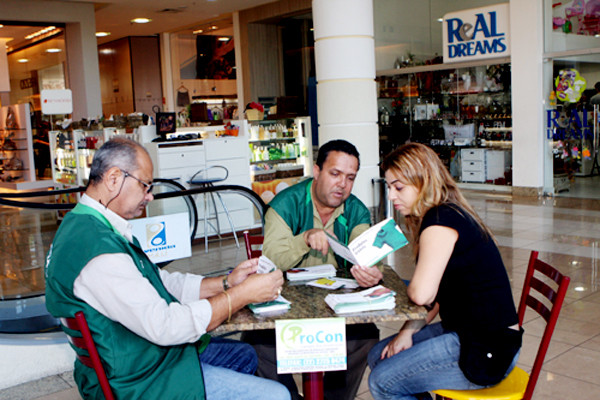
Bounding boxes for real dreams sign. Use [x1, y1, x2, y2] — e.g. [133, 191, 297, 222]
[443, 3, 510, 63]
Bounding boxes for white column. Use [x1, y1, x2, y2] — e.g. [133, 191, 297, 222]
[510, 0, 545, 195]
[312, 0, 379, 208]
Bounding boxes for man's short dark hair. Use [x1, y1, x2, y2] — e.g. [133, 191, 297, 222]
[595, 81, 600, 92]
[316, 139, 360, 170]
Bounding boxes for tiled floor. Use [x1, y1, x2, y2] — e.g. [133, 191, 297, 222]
[1, 177, 600, 399]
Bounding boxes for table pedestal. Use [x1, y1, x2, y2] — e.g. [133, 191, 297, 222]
[302, 372, 324, 400]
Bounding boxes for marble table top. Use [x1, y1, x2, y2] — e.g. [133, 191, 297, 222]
[212, 266, 427, 335]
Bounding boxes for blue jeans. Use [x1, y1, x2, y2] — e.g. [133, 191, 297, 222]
[200, 337, 291, 400]
[367, 322, 519, 400]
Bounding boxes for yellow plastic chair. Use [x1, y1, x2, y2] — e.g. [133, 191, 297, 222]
[433, 251, 570, 400]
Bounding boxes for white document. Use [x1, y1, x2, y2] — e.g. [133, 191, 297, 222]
[257, 255, 277, 274]
[286, 264, 336, 281]
[248, 295, 291, 315]
[326, 218, 408, 267]
[324, 285, 396, 314]
[306, 277, 359, 290]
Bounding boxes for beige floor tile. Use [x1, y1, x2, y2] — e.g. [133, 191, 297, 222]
[523, 316, 600, 346]
[559, 300, 600, 323]
[543, 346, 600, 384]
[33, 387, 81, 400]
[579, 334, 600, 352]
[517, 332, 573, 368]
[531, 370, 600, 400]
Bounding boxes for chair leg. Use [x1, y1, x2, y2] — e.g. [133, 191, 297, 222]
[203, 192, 209, 253]
[215, 192, 240, 248]
[208, 192, 222, 240]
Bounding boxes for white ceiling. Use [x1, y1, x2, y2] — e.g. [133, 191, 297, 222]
[1, 0, 279, 49]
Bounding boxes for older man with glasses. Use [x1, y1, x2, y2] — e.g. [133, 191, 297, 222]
[45, 137, 290, 400]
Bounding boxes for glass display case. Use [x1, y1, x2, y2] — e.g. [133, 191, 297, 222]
[377, 63, 512, 185]
[49, 129, 107, 187]
[0, 103, 52, 190]
[248, 116, 313, 204]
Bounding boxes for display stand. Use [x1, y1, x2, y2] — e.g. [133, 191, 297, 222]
[0, 103, 53, 190]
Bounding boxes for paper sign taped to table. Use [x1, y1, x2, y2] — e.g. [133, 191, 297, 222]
[275, 318, 346, 374]
[130, 212, 191, 264]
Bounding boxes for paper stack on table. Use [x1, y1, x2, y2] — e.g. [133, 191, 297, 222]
[248, 256, 291, 315]
[248, 295, 291, 315]
[285, 264, 337, 282]
[324, 285, 396, 314]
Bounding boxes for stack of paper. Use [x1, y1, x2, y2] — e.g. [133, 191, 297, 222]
[248, 295, 291, 315]
[286, 264, 337, 281]
[324, 285, 396, 314]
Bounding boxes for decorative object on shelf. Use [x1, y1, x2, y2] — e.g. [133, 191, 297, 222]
[555, 68, 587, 103]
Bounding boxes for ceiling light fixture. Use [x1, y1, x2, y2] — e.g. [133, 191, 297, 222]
[46, 48, 62, 53]
[131, 18, 152, 24]
[437, 18, 444, 22]
[210, 25, 218, 30]
[25, 26, 57, 40]
[218, 37, 230, 42]
[193, 29, 204, 34]
[17, 58, 29, 63]
[96, 32, 111, 37]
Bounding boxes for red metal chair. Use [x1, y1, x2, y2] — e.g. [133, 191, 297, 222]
[434, 250, 571, 400]
[243, 230, 264, 259]
[61, 311, 115, 400]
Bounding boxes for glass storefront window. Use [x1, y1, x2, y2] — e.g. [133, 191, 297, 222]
[378, 62, 512, 185]
[170, 18, 238, 124]
[6, 32, 66, 109]
[545, 0, 600, 53]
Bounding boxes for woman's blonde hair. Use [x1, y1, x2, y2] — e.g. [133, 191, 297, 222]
[381, 143, 494, 256]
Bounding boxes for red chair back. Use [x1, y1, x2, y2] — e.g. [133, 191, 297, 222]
[61, 311, 115, 400]
[243, 230, 263, 259]
[518, 251, 570, 400]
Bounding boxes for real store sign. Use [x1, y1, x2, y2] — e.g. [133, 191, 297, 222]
[443, 3, 510, 63]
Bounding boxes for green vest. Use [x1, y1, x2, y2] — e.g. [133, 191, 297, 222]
[268, 179, 371, 274]
[45, 203, 207, 400]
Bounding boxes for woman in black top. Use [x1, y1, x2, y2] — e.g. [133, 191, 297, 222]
[368, 143, 522, 400]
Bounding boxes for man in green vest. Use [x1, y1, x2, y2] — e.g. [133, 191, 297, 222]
[243, 139, 382, 400]
[45, 137, 290, 400]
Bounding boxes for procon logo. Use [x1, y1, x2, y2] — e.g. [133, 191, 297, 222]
[279, 322, 343, 349]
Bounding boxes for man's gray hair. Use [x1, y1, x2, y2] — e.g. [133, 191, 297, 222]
[88, 137, 148, 186]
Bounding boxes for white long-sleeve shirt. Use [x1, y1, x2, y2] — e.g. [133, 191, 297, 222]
[73, 195, 212, 346]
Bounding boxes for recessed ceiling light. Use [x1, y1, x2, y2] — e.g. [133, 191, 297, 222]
[17, 58, 29, 63]
[99, 48, 114, 55]
[96, 32, 111, 37]
[210, 25, 218, 30]
[46, 48, 62, 53]
[193, 29, 204, 34]
[574, 286, 586, 292]
[131, 18, 152, 24]
[437, 18, 444, 22]
[218, 37, 230, 42]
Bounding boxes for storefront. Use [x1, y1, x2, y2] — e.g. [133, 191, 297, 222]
[374, 0, 599, 197]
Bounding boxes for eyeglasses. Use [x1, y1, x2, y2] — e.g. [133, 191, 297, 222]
[122, 170, 153, 194]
